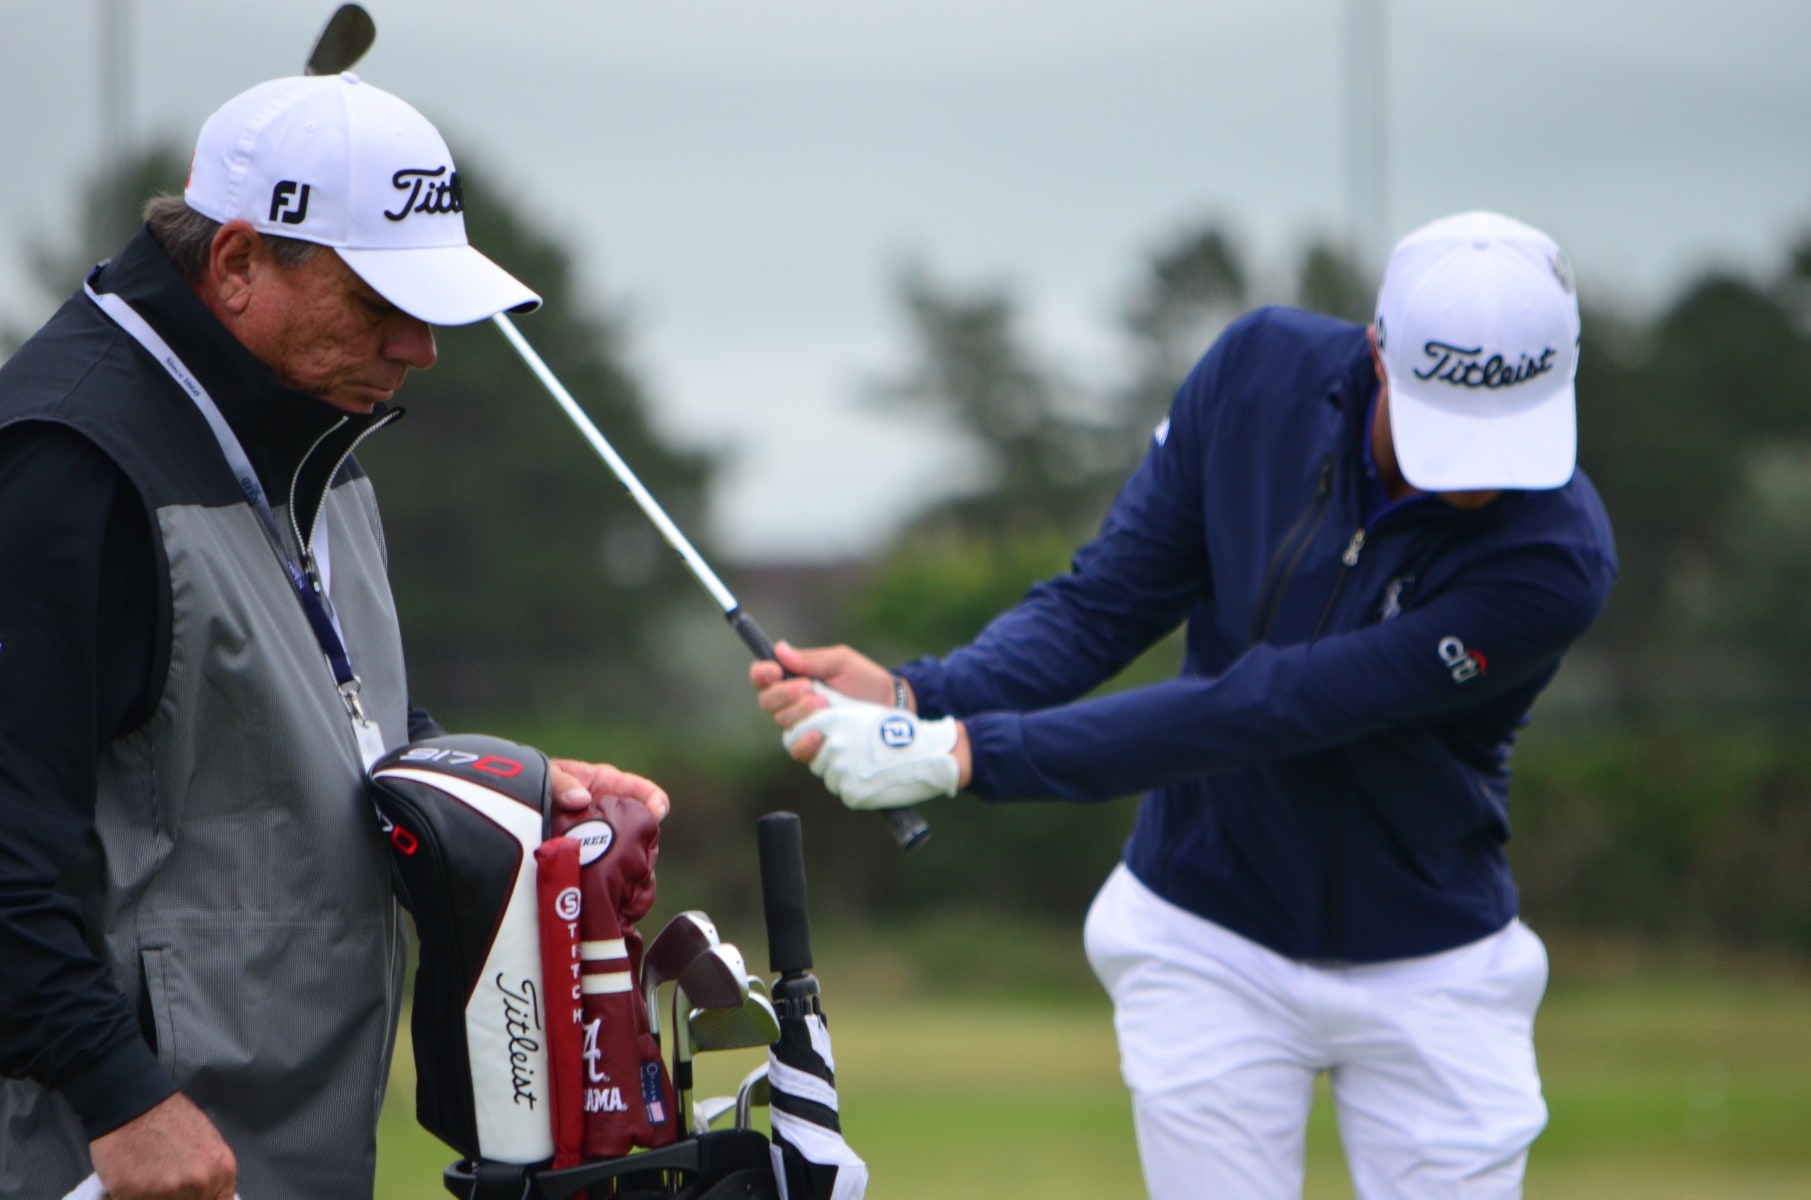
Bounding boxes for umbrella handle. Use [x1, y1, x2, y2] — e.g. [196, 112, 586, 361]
[757, 813, 814, 974]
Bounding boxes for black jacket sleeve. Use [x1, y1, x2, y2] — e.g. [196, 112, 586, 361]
[0, 422, 176, 1137]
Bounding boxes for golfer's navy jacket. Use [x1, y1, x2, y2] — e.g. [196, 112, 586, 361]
[901, 306, 1617, 963]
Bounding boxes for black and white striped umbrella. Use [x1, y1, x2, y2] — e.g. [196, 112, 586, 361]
[757, 813, 869, 1200]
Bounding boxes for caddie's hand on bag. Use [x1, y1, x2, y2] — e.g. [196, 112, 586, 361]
[782, 685, 961, 810]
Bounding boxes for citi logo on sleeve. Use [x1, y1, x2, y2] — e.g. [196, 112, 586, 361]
[269, 180, 312, 225]
[385, 165, 465, 221]
[1438, 635, 1488, 683]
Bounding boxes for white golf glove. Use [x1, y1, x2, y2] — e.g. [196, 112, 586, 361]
[782, 685, 960, 811]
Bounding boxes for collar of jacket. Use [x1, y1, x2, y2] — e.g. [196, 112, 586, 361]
[88, 227, 402, 521]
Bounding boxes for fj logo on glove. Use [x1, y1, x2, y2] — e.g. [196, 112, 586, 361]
[879, 716, 915, 748]
[1438, 635, 1488, 683]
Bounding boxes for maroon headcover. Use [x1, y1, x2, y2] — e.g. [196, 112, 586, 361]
[550, 795, 675, 1156]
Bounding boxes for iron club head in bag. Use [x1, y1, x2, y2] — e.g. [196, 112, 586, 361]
[672, 943, 751, 1138]
[641, 910, 720, 1043]
[690, 979, 781, 1054]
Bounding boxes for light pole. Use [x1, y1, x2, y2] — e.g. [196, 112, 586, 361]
[99, 0, 133, 239]
[1344, 0, 1387, 271]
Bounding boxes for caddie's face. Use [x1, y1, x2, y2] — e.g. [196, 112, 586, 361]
[238, 242, 437, 414]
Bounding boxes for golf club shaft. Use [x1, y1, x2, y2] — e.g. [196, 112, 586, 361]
[493, 314, 932, 851]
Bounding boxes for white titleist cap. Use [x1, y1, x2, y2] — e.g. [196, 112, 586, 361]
[185, 73, 540, 325]
[1374, 211, 1579, 491]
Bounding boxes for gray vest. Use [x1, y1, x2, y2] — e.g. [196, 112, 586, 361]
[1, 275, 412, 1199]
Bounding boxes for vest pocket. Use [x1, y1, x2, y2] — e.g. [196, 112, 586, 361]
[140, 943, 178, 1073]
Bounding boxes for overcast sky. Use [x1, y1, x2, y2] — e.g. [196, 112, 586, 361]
[3, 1, 1808, 559]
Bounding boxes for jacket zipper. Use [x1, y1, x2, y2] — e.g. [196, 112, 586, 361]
[1247, 455, 1337, 646]
[288, 412, 401, 584]
[287, 411, 406, 1046]
[1310, 527, 1367, 639]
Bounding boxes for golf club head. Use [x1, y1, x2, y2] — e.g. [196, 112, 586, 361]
[734, 1062, 772, 1132]
[676, 943, 750, 1012]
[304, 4, 376, 76]
[672, 944, 750, 1132]
[694, 1059, 773, 1132]
[641, 910, 720, 1039]
[688, 986, 780, 1052]
[693, 1093, 737, 1131]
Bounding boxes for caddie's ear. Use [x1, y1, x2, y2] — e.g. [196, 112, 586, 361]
[1367, 322, 1385, 382]
[200, 220, 265, 317]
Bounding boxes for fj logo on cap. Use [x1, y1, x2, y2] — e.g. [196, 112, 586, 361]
[269, 180, 311, 225]
[385, 166, 464, 221]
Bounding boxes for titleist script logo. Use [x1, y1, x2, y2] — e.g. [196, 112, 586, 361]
[497, 974, 543, 1109]
[385, 166, 464, 221]
[1414, 341, 1558, 390]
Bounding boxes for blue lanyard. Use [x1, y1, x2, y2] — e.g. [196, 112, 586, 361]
[84, 281, 373, 732]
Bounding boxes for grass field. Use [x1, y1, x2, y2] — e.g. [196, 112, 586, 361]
[375, 954, 1811, 1198]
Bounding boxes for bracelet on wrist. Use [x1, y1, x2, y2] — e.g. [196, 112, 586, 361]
[892, 674, 910, 711]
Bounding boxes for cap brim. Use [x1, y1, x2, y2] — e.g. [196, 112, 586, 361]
[339, 243, 541, 326]
[1388, 378, 1576, 492]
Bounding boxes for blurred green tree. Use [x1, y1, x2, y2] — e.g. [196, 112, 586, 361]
[1292, 237, 1374, 323]
[1119, 223, 1248, 443]
[868, 262, 1124, 544]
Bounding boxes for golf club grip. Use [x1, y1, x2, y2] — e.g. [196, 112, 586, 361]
[756, 813, 813, 974]
[730, 609, 932, 851]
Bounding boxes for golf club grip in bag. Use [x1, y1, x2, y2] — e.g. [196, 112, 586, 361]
[370, 735, 558, 1164]
[756, 813, 812, 977]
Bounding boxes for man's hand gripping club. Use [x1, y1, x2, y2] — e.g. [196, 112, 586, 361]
[753, 642, 972, 811]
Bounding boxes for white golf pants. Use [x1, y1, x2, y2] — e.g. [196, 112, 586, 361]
[1084, 865, 1549, 1200]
